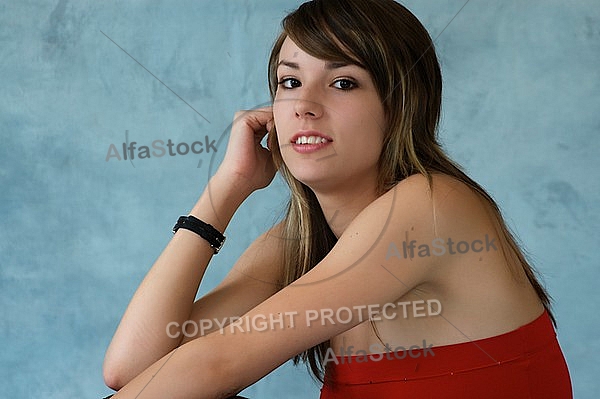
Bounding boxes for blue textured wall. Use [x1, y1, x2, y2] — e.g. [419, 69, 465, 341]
[1, 1, 598, 397]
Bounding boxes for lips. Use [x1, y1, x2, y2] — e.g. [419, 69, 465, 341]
[289, 130, 333, 154]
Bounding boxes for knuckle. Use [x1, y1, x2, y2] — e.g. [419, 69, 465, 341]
[233, 110, 246, 119]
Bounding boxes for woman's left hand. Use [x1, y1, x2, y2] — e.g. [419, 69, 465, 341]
[215, 106, 277, 196]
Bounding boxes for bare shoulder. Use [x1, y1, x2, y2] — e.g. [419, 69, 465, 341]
[390, 172, 485, 207]
[350, 173, 499, 272]
[359, 173, 465, 229]
[385, 172, 496, 233]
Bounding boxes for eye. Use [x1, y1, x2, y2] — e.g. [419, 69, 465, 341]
[277, 77, 301, 89]
[332, 78, 357, 90]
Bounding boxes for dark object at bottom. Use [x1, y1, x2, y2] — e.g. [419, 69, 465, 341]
[103, 395, 249, 399]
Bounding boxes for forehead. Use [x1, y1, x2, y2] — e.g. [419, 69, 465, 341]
[278, 37, 315, 63]
[277, 37, 362, 70]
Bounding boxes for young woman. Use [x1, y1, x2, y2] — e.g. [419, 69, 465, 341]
[102, 0, 572, 397]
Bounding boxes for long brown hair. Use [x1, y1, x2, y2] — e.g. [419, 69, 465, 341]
[266, 0, 553, 382]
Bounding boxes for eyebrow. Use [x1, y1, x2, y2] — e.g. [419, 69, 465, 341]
[277, 60, 353, 70]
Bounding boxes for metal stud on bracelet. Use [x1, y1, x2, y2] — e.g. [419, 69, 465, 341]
[172, 215, 226, 254]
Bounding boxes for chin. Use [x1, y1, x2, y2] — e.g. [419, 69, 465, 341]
[286, 165, 332, 189]
[294, 172, 350, 195]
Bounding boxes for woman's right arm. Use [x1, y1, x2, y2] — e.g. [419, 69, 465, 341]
[103, 108, 278, 390]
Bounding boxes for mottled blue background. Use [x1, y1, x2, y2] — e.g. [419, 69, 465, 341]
[1, 0, 598, 397]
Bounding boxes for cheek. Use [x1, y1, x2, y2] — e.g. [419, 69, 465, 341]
[363, 104, 387, 143]
[357, 109, 386, 141]
[272, 115, 287, 153]
[272, 99, 290, 136]
[272, 100, 283, 123]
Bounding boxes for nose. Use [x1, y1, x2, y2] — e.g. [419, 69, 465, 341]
[294, 92, 324, 120]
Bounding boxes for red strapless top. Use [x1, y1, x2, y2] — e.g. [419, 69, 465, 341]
[320, 310, 572, 398]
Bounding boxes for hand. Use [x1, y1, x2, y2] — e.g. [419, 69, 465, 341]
[215, 107, 277, 195]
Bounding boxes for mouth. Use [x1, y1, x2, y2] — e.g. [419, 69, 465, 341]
[290, 131, 333, 145]
[289, 131, 334, 154]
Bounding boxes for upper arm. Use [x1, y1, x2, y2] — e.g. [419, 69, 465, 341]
[186, 176, 442, 393]
[179, 222, 285, 344]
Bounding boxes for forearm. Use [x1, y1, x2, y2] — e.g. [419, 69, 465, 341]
[109, 340, 232, 399]
[103, 171, 251, 388]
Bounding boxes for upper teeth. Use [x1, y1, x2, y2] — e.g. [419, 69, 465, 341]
[295, 136, 329, 144]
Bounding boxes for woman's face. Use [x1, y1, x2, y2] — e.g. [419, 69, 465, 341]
[273, 37, 386, 193]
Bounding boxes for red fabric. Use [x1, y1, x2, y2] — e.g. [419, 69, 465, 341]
[320, 310, 572, 398]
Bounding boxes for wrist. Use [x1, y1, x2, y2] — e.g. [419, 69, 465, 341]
[173, 215, 226, 254]
[189, 173, 250, 233]
[213, 167, 258, 198]
[212, 169, 255, 205]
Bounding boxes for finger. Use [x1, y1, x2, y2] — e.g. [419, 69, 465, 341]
[249, 107, 274, 129]
[234, 108, 272, 130]
[252, 108, 274, 137]
[234, 107, 272, 120]
[236, 114, 275, 149]
[266, 118, 274, 133]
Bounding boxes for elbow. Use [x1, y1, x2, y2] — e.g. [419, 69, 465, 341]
[103, 363, 125, 391]
[103, 354, 132, 391]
